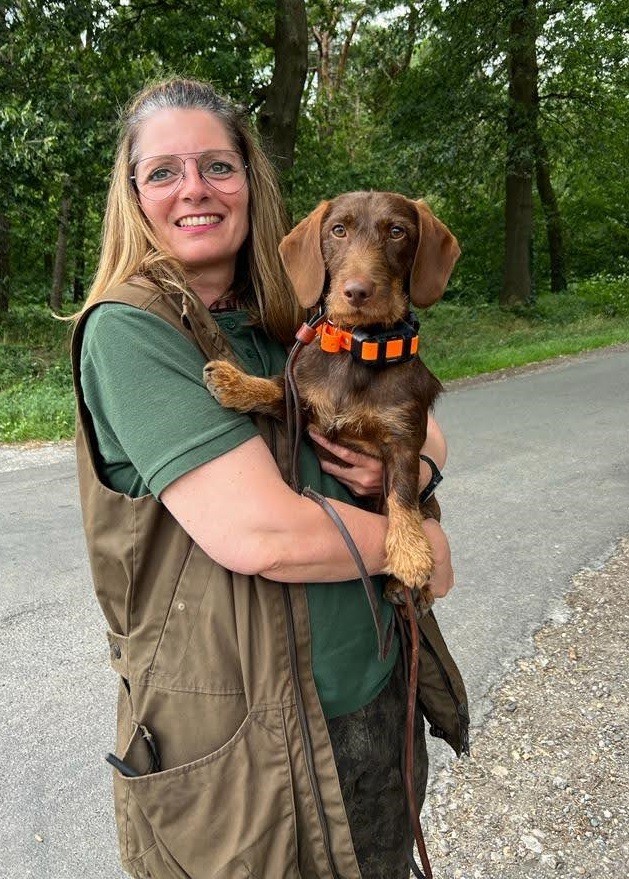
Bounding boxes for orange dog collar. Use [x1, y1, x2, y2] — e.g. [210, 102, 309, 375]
[316, 316, 420, 366]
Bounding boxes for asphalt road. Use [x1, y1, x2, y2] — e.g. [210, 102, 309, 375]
[1, 345, 628, 879]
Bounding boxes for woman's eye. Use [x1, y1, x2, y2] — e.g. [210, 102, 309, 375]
[148, 167, 175, 182]
[331, 224, 346, 238]
[390, 225, 406, 239]
[206, 161, 233, 176]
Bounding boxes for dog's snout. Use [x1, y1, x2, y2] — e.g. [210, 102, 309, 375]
[343, 279, 375, 306]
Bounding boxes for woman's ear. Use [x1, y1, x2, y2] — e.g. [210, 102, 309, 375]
[279, 201, 330, 307]
[409, 200, 461, 307]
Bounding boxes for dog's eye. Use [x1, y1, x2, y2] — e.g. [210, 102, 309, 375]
[331, 224, 346, 238]
[390, 225, 406, 239]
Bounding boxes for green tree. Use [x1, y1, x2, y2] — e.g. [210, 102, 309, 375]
[0, 0, 307, 309]
[341, 0, 627, 301]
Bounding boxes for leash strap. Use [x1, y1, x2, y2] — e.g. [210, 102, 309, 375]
[285, 314, 434, 877]
[396, 596, 434, 879]
[302, 486, 395, 662]
[285, 312, 394, 662]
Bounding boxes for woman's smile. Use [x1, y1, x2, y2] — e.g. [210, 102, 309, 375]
[175, 213, 223, 228]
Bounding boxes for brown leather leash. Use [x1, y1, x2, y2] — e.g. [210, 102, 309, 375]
[397, 594, 434, 879]
[285, 313, 434, 879]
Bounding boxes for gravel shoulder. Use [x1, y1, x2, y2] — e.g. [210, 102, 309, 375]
[424, 537, 629, 878]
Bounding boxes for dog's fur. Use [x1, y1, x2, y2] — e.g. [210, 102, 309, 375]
[204, 191, 460, 602]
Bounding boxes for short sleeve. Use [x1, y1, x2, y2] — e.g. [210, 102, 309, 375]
[80, 303, 259, 497]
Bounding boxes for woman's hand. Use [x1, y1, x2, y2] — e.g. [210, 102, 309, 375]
[308, 414, 448, 499]
[423, 518, 455, 599]
[307, 429, 383, 497]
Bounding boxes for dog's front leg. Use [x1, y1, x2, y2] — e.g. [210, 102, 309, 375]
[204, 360, 286, 419]
[382, 437, 434, 615]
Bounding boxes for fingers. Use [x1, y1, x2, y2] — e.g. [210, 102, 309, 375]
[308, 429, 369, 465]
[309, 429, 383, 497]
[319, 458, 381, 496]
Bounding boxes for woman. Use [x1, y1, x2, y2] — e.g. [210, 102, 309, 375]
[72, 78, 468, 879]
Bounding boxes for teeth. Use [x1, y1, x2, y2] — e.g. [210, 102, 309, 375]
[177, 215, 220, 227]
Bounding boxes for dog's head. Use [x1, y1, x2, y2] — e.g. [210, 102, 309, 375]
[279, 191, 460, 328]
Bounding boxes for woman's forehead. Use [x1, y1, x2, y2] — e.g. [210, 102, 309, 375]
[134, 108, 235, 158]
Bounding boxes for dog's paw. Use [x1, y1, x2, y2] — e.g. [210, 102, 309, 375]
[384, 578, 434, 618]
[204, 360, 285, 415]
[384, 503, 434, 589]
[384, 537, 433, 589]
[203, 360, 249, 409]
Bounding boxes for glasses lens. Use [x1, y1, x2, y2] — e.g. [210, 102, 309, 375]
[197, 151, 247, 194]
[132, 151, 247, 200]
[133, 155, 185, 200]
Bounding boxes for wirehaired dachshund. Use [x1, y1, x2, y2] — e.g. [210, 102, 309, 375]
[204, 191, 460, 610]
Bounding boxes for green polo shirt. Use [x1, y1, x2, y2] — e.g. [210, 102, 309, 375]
[80, 302, 398, 718]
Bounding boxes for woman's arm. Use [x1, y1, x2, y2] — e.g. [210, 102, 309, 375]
[161, 435, 389, 582]
[161, 433, 454, 596]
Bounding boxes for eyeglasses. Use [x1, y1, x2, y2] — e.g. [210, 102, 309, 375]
[130, 150, 248, 201]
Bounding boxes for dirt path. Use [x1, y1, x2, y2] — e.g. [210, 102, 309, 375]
[424, 538, 629, 878]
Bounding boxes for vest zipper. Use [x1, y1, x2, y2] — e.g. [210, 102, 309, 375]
[420, 631, 470, 756]
[282, 586, 342, 879]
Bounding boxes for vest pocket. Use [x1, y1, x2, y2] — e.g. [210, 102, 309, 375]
[416, 612, 470, 756]
[114, 709, 299, 879]
[143, 545, 245, 694]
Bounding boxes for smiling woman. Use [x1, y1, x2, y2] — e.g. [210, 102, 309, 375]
[69, 77, 462, 879]
[131, 108, 250, 301]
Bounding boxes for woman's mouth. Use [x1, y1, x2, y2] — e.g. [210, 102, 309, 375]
[175, 214, 222, 228]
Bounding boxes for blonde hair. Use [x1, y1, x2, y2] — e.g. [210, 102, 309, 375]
[77, 78, 303, 344]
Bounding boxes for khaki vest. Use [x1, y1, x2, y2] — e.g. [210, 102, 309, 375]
[72, 282, 469, 879]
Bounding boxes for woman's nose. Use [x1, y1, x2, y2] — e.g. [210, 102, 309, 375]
[180, 157, 209, 198]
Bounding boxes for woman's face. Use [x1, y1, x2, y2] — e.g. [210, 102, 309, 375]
[133, 108, 250, 282]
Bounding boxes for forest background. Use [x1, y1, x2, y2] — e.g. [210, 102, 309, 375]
[0, 0, 627, 442]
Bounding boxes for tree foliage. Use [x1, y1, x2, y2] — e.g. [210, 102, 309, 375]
[0, 0, 626, 312]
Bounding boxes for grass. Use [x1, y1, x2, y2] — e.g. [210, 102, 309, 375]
[420, 274, 629, 380]
[1, 274, 628, 443]
[0, 299, 75, 443]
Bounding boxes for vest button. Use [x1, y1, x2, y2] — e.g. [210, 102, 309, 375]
[177, 602, 186, 612]
[110, 642, 122, 660]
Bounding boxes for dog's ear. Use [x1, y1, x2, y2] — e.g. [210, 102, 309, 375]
[279, 201, 330, 307]
[409, 200, 461, 307]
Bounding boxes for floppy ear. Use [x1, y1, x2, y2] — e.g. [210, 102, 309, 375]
[279, 201, 330, 308]
[410, 199, 461, 307]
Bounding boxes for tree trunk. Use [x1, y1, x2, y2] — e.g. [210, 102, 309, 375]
[502, 0, 538, 307]
[50, 180, 71, 311]
[258, 0, 308, 175]
[335, 8, 368, 91]
[535, 133, 567, 292]
[313, 28, 333, 103]
[0, 212, 9, 314]
[73, 201, 86, 303]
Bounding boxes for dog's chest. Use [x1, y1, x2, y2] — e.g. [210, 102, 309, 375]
[294, 348, 418, 447]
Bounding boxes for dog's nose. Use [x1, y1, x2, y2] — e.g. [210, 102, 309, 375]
[343, 279, 375, 306]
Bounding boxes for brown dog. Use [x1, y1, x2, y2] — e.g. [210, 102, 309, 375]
[204, 191, 460, 606]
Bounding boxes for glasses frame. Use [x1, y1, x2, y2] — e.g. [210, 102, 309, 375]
[130, 150, 249, 202]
